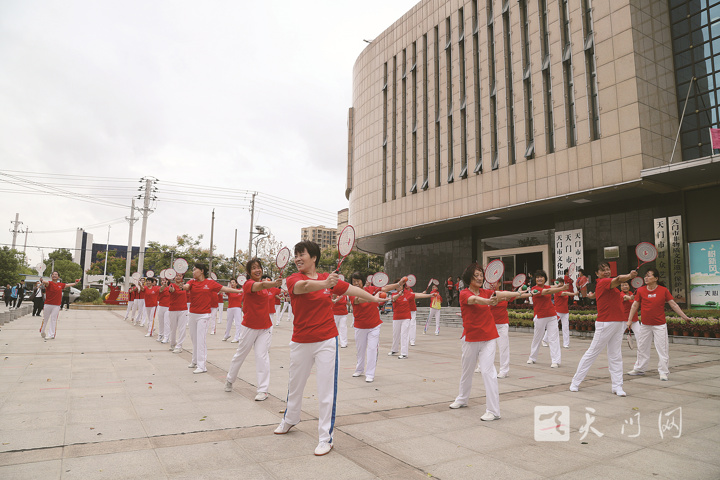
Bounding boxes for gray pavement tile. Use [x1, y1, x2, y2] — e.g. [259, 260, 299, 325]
[169, 464, 275, 480]
[375, 435, 476, 468]
[551, 463, 668, 480]
[0, 459, 62, 480]
[0, 426, 65, 453]
[435, 425, 527, 453]
[609, 447, 720, 480]
[261, 451, 378, 480]
[64, 419, 147, 445]
[155, 440, 253, 475]
[425, 453, 542, 480]
[61, 449, 167, 480]
[340, 417, 431, 444]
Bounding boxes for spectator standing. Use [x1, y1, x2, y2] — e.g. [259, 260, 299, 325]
[31, 281, 45, 316]
[61, 286, 71, 310]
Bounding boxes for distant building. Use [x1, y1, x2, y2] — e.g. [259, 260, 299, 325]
[73, 229, 94, 272]
[301, 225, 338, 251]
[337, 208, 349, 234]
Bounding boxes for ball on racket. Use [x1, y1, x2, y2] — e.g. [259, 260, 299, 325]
[531, 288, 540, 295]
[379, 292, 387, 299]
[520, 285, 529, 292]
[402, 276, 408, 283]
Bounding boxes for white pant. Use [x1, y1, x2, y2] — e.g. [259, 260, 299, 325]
[543, 313, 570, 347]
[273, 304, 281, 325]
[168, 310, 187, 349]
[145, 306, 158, 334]
[226, 325, 272, 393]
[571, 321, 625, 390]
[633, 324, 669, 375]
[391, 319, 411, 356]
[354, 324, 381, 379]
[529, 316, 561, 364]
[224, 307, 242, 339]
[188, 313, 210, 370]
[217, 303, 224, 323]
[456, 340, 500, 415]
[334, 315, 348, 347]
[40, 304, 61, 338]
[282, 338, 338, 443]
[493, 323, 510, 376]
[209, 308, 217, 334]
[125, 300, 134, 319]
[426, 309, 440, 334]
[409, 310, 417, 343]
[136, 299, 146, 325]
[156, 306, 168, 338]
[279, 302, 292, 321]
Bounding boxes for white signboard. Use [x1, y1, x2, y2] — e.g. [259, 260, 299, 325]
[555, 229, 584, 282]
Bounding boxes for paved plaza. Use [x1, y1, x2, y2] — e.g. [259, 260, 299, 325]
[1, 306, 719, 479]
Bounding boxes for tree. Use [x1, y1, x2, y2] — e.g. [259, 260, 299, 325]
[318, 248, 384, 278]
[86, 250, 137, 284]
[48, 248, 73, 262]
[53, 259, 83, 284]
[0, 247, 25, 286]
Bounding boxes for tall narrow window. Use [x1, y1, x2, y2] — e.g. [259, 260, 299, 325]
[520, 0, 535, 159]
[411, 42, 418, 193]
[423, 34, 429, 190]
[581, 0, 599, 140]
[502, 0, 516, 165]
[459, 8, 468, 178]
[488, 0, 499, 169]
[401, 49, 407, 197]
[382, 62, 388, 203]
[472, 0, 483, 174]
[446, 17, 454, 183]
[560, 0, 576, 147]
[392, 55, 397, 199]
[434, 26, 441, 187]
[539, 0, 554, 153]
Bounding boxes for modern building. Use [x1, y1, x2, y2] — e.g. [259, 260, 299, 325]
[347, 0, 720, 306]
[301, 225, 338, 251]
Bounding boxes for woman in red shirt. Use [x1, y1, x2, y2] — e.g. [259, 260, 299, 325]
[389, 283, 433, 359]
[225, 259, 281, 400]
[620, 281, 639, 338]
[449, 262, 500, 420]
[222, 278, 244, 341]
[166, 272, 188, 353]
[274, 241, 384, 457]
[627, 269, 690, 380]
[526, 271, 570, 368]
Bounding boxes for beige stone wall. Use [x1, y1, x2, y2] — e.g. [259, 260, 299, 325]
[348, 0, 677, 241]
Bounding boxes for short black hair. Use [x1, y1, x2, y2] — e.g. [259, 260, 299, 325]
[246, 258, 263, 276]
[350, 271, 366, 286]
[294, 241, 321, 268]
[194, 263, 208, 277]
[596, 262, 610, 274]
[462, 262, 481, 287]
[534, 270, 548, 281]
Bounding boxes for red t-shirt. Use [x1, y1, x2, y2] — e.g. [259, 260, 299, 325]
[532, 285, 556, 318]
[242, 280, 271, 329]
[392, 290, 415, 320]
[271, 287, 282, 306]
[227, 291, 243, 309]
[45, 281, 66, 306]
[218, 292, 224, 306]
[595, 277, 624, 322]
[144, 286, 160, 307]
[188, 279, 223, 314]
[352, 286, 382, 329]
[137, 287, 145, 300]
[129, 288, 136, 301]
[490, 301, 509, 325]
[635, 285, 673, 326]
[332, 295, 349, 315]
[622, 292, 639, 323]
[158, 287, 171, 308]
[554, 292, 569, 314]
[287, 272, 349, 343]
[459, 289, 499, 342]
[406, 287, 417, 312]
[168, 284, 188, 311]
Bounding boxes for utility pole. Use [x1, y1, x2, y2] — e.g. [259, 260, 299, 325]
[208, 209, 215, 273]
[22, 228, 30, 257]
[124, 197, 138, 290]
[102, 225, 111, 294]
[136, 177, 157, 276]
[10, 213, 22, 249]
[232, 228, 238, 278]
[247, 192, 257, 258]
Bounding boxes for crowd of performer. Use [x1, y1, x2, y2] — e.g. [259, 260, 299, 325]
[34, 239, 691, 457]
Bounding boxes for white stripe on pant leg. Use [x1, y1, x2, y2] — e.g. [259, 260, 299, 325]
[495, 323, 510, 376]
[455, 341, 480, 405]
[254, 327, 272, 393]
[409, 311, 416, 343]
[364, 325, 381, 379]
[478, 340, 500, 415]
[284, 342, 316, 426]
[654, 324, 670, 375]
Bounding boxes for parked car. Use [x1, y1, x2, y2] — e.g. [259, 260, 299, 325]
[69, 287, 81, 303]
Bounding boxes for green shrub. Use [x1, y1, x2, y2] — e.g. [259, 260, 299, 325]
[79, 288, 101, 303]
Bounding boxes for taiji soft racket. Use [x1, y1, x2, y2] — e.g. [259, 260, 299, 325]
[36, 263, 46, 276]
[484, 259, 505, 284]
[146, 270, 155, 278]
[173, 258, 189, 274]
[276, 247, 291, 275]
[338, 274, 345, 282]
[236, 275, 247, 286]
[334, 225, 355, 273]
[576, 275, 589, 290]
[431, 278, 439, 286]
[631, 277, 644, 289]
[164, 268, 177, 280]
[626, 331, 635, 350]
[131, 272, 141, 285]
[367, 274, 374, 286]
[210, 272, 217, 281]
[373, 272, 389, 288]
[635, 242, 658, 269]
[512, 274, 526, 289]
[567, 262, 576, 278]
[406, 274, 417, 287]
[159, 269, 166, 279]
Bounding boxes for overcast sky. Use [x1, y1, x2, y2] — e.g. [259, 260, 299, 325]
[0, 0, 419, 268]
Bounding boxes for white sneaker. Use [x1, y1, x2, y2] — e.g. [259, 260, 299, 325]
[563, 345, 570, 349]
[155, 337, 162, 342]
[365, 377, 374, 383]
[144, 333, 152, 337]
[627, 370, 645, 376]
[187, 363, 197, 368]
[569, 385, 579, 392]
[474, 367, 481, 373]
[481, 411, 501, 421]
[230, 339, 239, 343]
[449, 401, 467, 409]
[435, 332, 439, 335]
[497, 372, 508, 379]
[173, 347, 182, 353]
[526, 359, 535, 364]
[660, 373, 668, 381]
[398, 355, 408, 359]
[314, 441, 333, 456]
[612, 388, 627, 397]
[210, 331, 215, 335]
[222, 336, 230, 341]
[542, 341, 549, 347]
[224, 381, 232, 392]
[410, 342, 415, 346]
[352, 372, 363, 377]
[274, 419, 296, 434]
[161, 340, 168, 344]
[387, 351, 397, 356]
[254, 392, 268, 401]
[193, 367, 206, 374]
[551, 363, 559, 368]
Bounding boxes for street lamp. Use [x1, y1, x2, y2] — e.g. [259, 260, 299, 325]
[249, 225, 268, 259]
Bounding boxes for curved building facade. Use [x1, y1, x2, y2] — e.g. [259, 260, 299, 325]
[347, 0, 720, 305]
